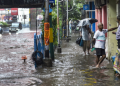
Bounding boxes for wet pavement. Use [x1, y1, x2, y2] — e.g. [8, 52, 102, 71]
[0, 29, 120, 86]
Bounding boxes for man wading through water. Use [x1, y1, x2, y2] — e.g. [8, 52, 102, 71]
[93, 23, 117, 68]
[80, 25, 92, 56]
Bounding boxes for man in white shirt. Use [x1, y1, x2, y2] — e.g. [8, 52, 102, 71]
[93, 23, 117, 68]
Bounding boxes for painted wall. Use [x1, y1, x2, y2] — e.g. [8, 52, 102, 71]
[107, 0, 117, 59]
[102, 6, 107, 30]
[101, 6, 107, 37]
[95, 9, 102, 31]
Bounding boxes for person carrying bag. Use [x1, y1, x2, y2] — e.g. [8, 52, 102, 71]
[80, 25, 92, 55]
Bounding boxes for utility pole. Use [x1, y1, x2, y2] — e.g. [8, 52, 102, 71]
[43, 0, 52, 67]
[44, 0, 49, 58]
[57, 0, 62, 53]
[45, 0, 49, 22]
[66, 0, 70, 42]
[67, 0, 68, 37]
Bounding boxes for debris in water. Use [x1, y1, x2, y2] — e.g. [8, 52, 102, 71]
[21, 55, 27, 63]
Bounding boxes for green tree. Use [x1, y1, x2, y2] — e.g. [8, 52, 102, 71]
[52, 11, 58, 46]
[51, 0, 85, 42]
[56, 0, 85, 37]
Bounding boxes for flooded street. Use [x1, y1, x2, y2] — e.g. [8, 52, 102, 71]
[0, 29, 120, 86]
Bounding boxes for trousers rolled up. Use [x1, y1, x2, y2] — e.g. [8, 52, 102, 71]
[83, 40, 90, 52]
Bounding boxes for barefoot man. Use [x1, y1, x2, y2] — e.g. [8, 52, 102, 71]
[93, 23, 117, 68]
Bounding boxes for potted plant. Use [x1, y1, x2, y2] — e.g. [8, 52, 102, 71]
[0, 22, 11, 32]
[0, 22, 11, 27]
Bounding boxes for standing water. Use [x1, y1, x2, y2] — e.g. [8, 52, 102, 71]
[0, 30, 120, 86]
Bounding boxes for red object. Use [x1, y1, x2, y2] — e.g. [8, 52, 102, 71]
[44, 22, 50, 45]
[21, 56, 27, 60]
[11, 8, 18, 15]
[0, 9, 4, 11]
[44, 38, 49, 45]
[95, 9, 102, 31]
[95, 9, 98, 30]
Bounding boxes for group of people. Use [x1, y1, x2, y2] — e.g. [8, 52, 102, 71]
[80, 15, 120, 68]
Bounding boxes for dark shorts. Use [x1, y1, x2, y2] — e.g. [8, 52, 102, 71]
[95, 48, 106, 56]
[117, 39, 120, 49]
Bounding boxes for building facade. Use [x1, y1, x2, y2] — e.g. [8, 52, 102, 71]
[84, 0, 96, 33]
[106, 0, 118, 59]
[0, 8, 30, 26]
[84, 0, 120, 59]
[18, 8, 29, 26]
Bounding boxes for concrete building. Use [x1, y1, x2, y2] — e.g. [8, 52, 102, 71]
[0, 8, 30, 27]
[0, 8, 11, 22]
[18, 8, 29, 27]
[106, 0, 119, 59]
[84, 0, 120, 59]
[95, 0, 119, 59]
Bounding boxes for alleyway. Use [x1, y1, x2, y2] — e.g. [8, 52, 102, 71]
[0, 29, 120, 86]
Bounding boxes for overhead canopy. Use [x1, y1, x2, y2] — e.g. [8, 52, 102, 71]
[0, 0, 45, 8]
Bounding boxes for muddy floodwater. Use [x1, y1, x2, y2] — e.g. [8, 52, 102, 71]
[0, 29, 120, 86]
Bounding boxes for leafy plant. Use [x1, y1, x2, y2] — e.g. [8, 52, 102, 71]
[52, 11, 58, 46]
[0, 22, 9, 27]
[57, 0, 85, 38]
[39, 9, 58, 46]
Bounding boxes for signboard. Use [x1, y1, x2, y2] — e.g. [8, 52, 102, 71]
[37, 15, 43, 20]
[49, 0, 55, 3]
[11, 8, 18, 15]
[83, 4, 89, 10]
[43, 5, 52, 13]
[44, 22, 50, 45]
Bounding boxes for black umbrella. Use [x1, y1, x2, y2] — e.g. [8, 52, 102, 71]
[77, 18, 98, 27]
[89, 18, 98, 24]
